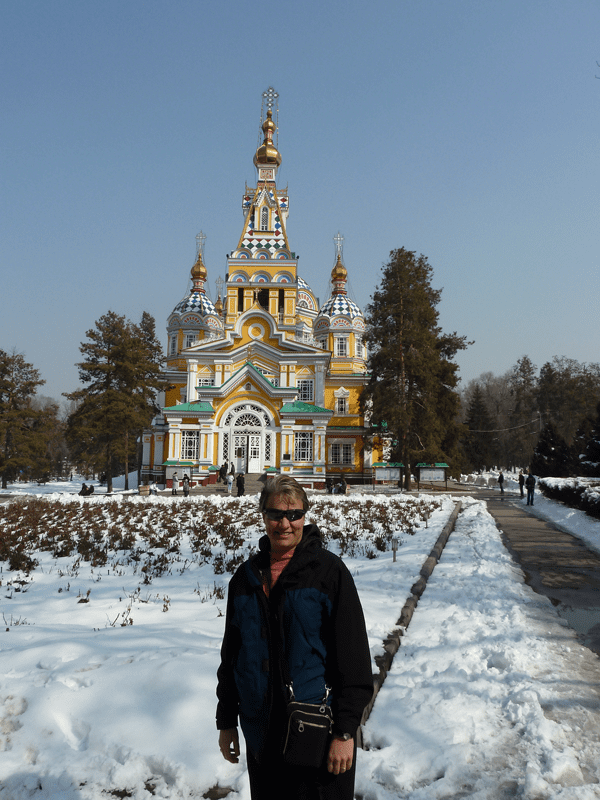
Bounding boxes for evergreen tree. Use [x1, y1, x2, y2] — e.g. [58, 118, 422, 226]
[463, 384, 495, 472]
[0, 349, 46, 488]
[536, 357, 600, 445]
[26, 397, 66, 482]
[507, 355, 539, 467]
[65, 311, 165, 492]
[579, 401, 600, 477]
[361, 248, 470, 488]
[530, 421, 573, 478]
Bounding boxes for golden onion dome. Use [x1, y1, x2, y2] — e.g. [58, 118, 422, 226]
[331, 253, 348, 282]
[191, 251, 207, 282]
[215, 295, 223, 315]
[253, 110, 282, 167]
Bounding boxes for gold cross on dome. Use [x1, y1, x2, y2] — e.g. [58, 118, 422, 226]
[195, 230, 206, 257]
[333, 232, 344, 258]
[262, 87, 279, 111]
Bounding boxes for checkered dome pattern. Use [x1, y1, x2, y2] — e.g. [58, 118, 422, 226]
[297, 276, 313, 292]
[173, 291, 217, 317]
[317, 294, 363, 320]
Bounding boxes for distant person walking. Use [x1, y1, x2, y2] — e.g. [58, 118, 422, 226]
[182, 474, 190, 497]
[227, 472, 234, 495]
[526, 472, 536, 506]
[518, 471, 525, 498]
[498, 471, 504, 497]
[236, 473, 245, 497]
[172, 473, 179, 496]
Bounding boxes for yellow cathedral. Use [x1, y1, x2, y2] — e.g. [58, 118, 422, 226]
[141, 89, 373, 490]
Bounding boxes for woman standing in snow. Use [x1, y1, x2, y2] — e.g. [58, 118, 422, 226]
[216, 475, 373, 799]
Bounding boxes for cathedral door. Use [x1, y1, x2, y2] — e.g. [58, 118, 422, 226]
[233, 434, 248, 474]
[234, 433, 262, 473]
[248, 434, 261, 472]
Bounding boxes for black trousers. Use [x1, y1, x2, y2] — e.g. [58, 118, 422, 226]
[246, 740, 357, 800]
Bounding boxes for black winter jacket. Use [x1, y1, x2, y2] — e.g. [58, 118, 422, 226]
[216, 524, 373, 758]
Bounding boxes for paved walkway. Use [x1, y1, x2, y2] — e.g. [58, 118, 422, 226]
[480, 492, 600, 656]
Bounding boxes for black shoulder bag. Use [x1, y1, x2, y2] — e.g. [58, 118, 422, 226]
[282, 681, 333, 767]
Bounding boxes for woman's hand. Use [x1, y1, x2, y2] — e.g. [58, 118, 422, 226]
[327, 736, 354, 774]
[218, 728, 240, 763]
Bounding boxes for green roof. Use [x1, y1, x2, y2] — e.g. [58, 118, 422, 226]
[373, 462, 405, 467]
[220, 361, 278, 388]
[163, 401, 214, 413]
[415, 463, 449, 468]
[280, 401, 332, 414]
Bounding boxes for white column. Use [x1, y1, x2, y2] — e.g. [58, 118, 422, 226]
[187, 360, 198, 403]
[153, 434, 164, 467]
[315, 364, 326, 407]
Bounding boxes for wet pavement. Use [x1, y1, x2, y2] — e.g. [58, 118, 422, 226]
[482, 493, 600, 657]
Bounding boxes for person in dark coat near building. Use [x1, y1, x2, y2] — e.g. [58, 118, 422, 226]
[216, 475, 372, 800]
[518, 470, 525, 498]
[236, 472, 245, 497]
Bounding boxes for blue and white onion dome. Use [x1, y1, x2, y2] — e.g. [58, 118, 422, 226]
[172, 251, 219, 317]
[172, 292, 218, 317]
[316, 293, 363, 321]
[315, 255, 363, 322]
[297, 276, 313, 293]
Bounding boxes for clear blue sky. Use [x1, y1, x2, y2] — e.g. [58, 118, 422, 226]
[2, 0, 599, 404]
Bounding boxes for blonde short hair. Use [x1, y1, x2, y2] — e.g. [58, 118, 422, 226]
[259, 475, 310, 513]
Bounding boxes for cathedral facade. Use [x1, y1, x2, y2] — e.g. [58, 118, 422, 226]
[141, 93, 374, 489]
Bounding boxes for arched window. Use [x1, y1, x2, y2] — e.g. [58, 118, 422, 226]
[261, 207, 269, 231]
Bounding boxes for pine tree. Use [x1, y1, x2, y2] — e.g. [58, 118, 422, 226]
[536, 357, 600, 445]
[579, 402, 600, 477]
[530, 421, 573, 478]
[463, 384, 495, 472]
[0, 350, 46, 488]
[361, 248, 470, 488]
[507, 355, 539, 467]
[65, 311, 165, 492]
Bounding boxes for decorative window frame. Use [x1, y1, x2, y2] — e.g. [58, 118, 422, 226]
[334, 387, 350, 415]
[260, 206, 269, 231]
[334, 336, 349, 357]
[297, 379, 314, 402]
[181, 430, 200, 460]
[295, 431, 313, 462]
[330, 442, 353, 466]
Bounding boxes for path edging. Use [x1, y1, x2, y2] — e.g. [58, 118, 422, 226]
[360, 501, 462, 729]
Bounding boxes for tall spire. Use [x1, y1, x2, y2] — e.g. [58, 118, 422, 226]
[254, 86, 282, 169]
[331, 232, 348, 294]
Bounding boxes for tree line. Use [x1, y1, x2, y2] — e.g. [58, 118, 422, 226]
[461, 356, 600, 477]
[360, 247, 599, 484]
[1, 312, 164, 492]
[3, 247, 598, 490]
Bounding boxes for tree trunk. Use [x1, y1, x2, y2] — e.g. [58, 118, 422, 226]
[106, 438, 113, 494]
[124, 431, 129, 491]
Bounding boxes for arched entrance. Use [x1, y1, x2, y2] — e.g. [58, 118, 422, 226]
[220, 403, 275, 474]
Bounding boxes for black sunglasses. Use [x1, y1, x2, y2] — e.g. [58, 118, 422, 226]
[263, 509, 306, 522]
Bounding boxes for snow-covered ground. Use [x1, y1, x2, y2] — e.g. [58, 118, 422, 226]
[1, 482, 600, 799]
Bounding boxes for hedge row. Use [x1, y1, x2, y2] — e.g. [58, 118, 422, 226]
[538, 478, 600, 520]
